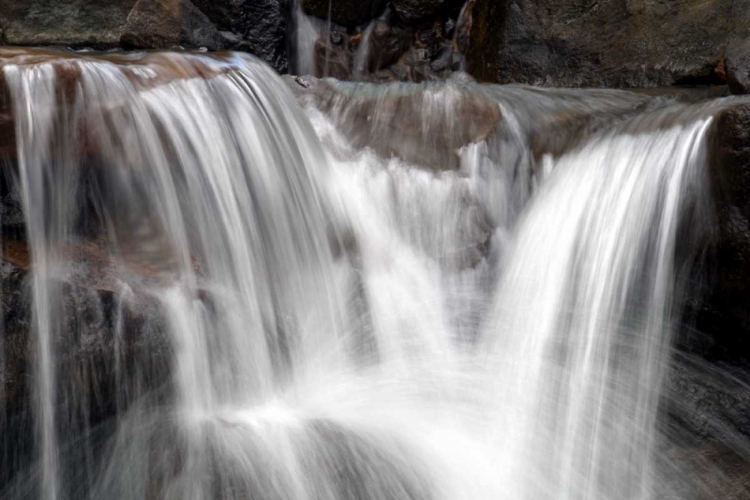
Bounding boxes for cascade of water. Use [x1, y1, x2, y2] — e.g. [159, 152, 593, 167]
[0, 48, 745, 500]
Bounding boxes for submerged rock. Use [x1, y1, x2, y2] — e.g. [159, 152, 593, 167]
[120, 0, 222, 50]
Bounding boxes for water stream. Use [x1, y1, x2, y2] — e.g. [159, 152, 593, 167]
[0, 48, 747, 499]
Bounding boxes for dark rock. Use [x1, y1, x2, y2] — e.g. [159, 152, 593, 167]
[444, 18, 456, 38]
[0, 0, 137, 48]
[727, 39, 750, 95]
[218, 30, 241, 48]
[687, 101, 750, 363]
[192, 0, 289, 72]
[467, 0, 750, 88]
[120, 0, 222, 50]
[667, 358, 750, 443]
[0, 239, 173, 492]
[302, 0, 387, 28]
[430, 43, 453, 73]
[364, 20, 412, 74]
[392, 0, 446, 24]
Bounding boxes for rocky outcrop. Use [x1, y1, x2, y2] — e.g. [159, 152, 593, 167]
[192, 0, 289, 73]
[301, 0, 387, 28]
[121, 0, 222, 50]
[0, 0, 288, 72]
[467, 0, 750, 88]
[727, 39, 750, 95]
[0, 0, 137, 48]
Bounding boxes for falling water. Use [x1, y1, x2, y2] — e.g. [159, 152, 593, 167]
[0, 48, 747, 499]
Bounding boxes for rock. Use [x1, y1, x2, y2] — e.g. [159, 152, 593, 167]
[363, 20, 412, 74]
[467, 0, 750, 88]
[218, 30, 241, 48]
[192, 0, 289, 72]
[683, 101, 750, 363]
[0, 240, 173, 492]
[311, 78, 501, 169]
[392, 0, 446, 24]
[120, 0, 222, 50]
[301, 0, 387, 28]
[314, 36, 352, 81]
[667, 359, 750, 443]
[727, 39, 750, 95]
[0, 0, 137, 48]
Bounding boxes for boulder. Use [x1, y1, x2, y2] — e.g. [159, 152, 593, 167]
[310, 78, 501, 169]
[120, 0, 222, 51]
[467, 0, 750, 88]
[727, 39, 750, 95]
[0, 0, 137, 48]
[301, 0, 387, 28]
[192, 0, 290, 72]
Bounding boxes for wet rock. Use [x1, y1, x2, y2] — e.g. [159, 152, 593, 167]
[667, 359, 750, 443]
[311, 78, 501, 169]
[365, 21, 412, 74]
[686, 101, 750, 362]
[0, 241, 173, 491]
[467, 0, 750, 88]
[430, 43, 453, 73]
[0, 0, 137, 48]
[392, 0, 446, 24]
[302, 0, 388, 28]
[315, 37, 352, 81]
[192, 0, 289, 73]
[121, 0, 222, 50]
[727, 39, 750, 95]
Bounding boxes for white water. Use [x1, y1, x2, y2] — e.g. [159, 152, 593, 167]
[0, 50, 740, 499]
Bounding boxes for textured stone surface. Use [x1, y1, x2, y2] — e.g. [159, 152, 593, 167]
[121, 0, 222, 50]
[727, 39, 750, 95]
[192, 0, 290, 72]
[0, 0, 137, 47]
[392, 0, 446, 23]
[301, 0, 388, 28]
[467, 0, 750, 88]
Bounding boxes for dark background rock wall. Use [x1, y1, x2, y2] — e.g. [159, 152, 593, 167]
[2, 0, 750, 93]
[467, 0, 750, 88]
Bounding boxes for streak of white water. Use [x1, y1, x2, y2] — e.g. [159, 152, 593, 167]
[0, 50, 742, 500]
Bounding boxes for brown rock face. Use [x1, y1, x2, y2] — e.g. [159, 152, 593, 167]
[120, 0, 222, 50]
[467, 0, 750, 88]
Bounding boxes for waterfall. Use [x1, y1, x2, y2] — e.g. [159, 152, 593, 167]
[0, 48, 744, 499]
